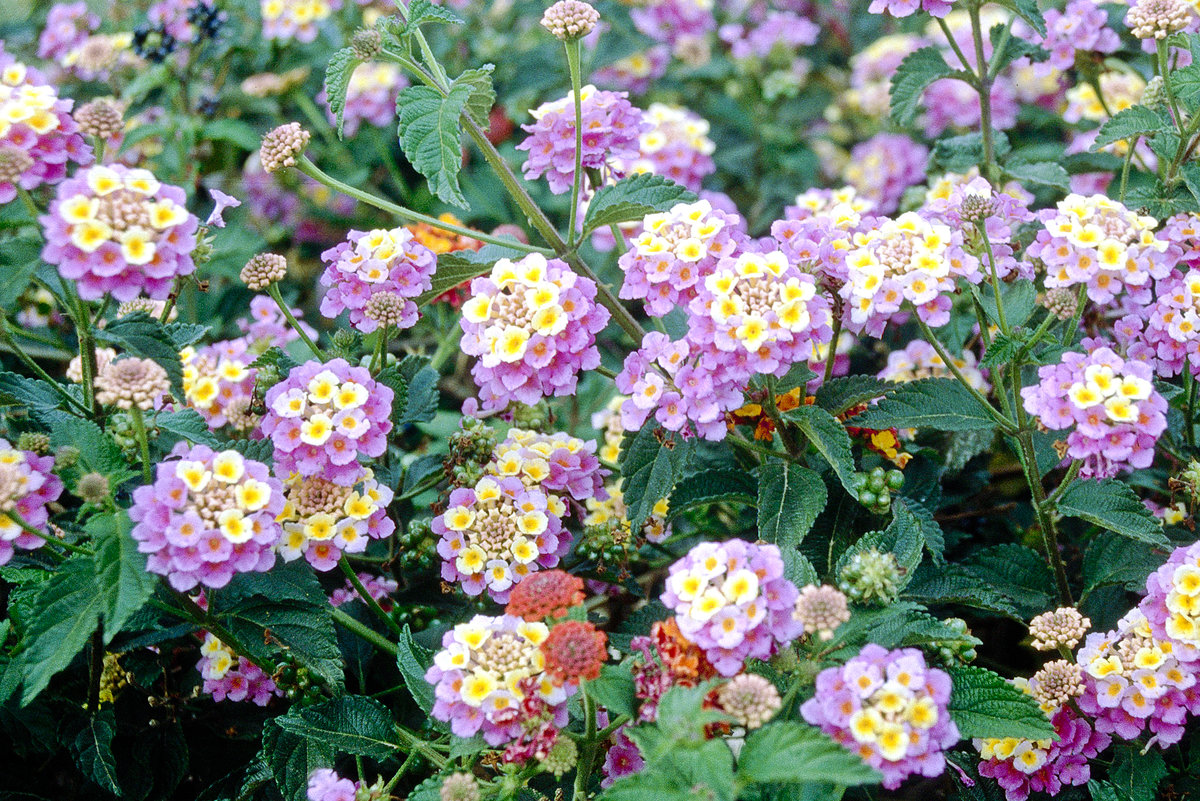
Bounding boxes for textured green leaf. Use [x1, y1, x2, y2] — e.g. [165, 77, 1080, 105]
[378, 355, 440, 429]
[397, 625, 440, 723]
[814, 376, 891, 416]
[1004, 159, 1069, 190]
[415, 243, 529, 307]
[620, 424, 694, 533]
[403, 0, 464, 31]
[892, 496, 945, 564]
[453, 65, 496, 130]
[45, 411, 126, 476]
[905, 564, 1023, 619]
[961, 544, 1056, 618]
[981, 332, 1027, 369]
[396, 83, 473, 208]
[90, 512, 156, 644]
[1093, 105, 1170, 149]
[324, 48, 360, 138]
[847, 378, 997, 432]
[261, 720, 333, 801]
[94, 313, 186, 400]
[0, 372, 67, 415]
[12, 556, 102, 705]
[783, 404, 858, 494]
[934, 131, 1012, 172]
[0, 234, 41, 309]
[890, 47, 959, 126]
[757, 460, 826, 547]
[946, 665, 1055, 740]
[582, 173, 697, 236]
[1082, 532, 1166, 597]
[1058, 479, 1169, 548]
[1173, 63, 1200, 103]
[588, 661, 637, 719]
[152, 408, 220, 449]
[73, 710, 121, 796]
[736, 722, 881, 787]
[275, 696, 398, 760]
[944, 428, 996, 472]
[668, 468, 755, 519]
[997, 0, 1046, 35]
[1109, 745, 1167, 801]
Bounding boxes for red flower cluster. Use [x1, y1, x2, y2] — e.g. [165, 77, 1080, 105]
[505, 569, 586, 621]
[542, 620, 608, 685]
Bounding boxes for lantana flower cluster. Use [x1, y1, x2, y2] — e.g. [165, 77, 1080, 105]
[618, 198, 744, 317]
[261, 359, 394, 486]
[130, 445, 284, 591]
[197, 633, 280, 706]
[1028, 194, 1175, 305]
[277, 468, 395, 571]
[614, 103, 715, 192]
[41, 164, 198, 301]
[425, 614, 570, 745]
[1120, 266, 1200, 377]
[260, 0, 339, 43]
[488, 428, 608, 503]
[801, 644, 959, 789]
[319, 227, 437, 334]
[517, 85, 648, 194]
[1141, 540, 1200, 650]
[660, 540, 803, 675]
[1020, 344, 1166, 478]
[975, 702, 1109, 801]
[0, 441, 64, 566]
[459, 254, 609, 412]
[842, 211, 979, 335]
[1076, 609, 1200, 747]
[181, 340, 259, 433]
[878, 340, 989, 393]
[0, 47, 89, 203]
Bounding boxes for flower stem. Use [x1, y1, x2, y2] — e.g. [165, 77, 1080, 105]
[128, 406, 153, 484]
[915, 315, 1015, 433]
[331, 606, 399, 657]
[0, 316, 89, 414]
[338, 555, 402, 636]
[266, 283, 325, 360]
[565, 38, 585, 247]
[167, 588, 276, 673]
[968, 2, 999, 183]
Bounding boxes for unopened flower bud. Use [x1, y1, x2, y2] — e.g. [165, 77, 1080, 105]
[76, 472, 111, 504]
[1126, 0, 1192, 39]
[74, 97, 125, 141]
[240, 253, 288, 290]
[350, 28, 382, 61]
[0, 146, 33, 186]
[259, 122, 310, 173]
[541, 0, 600, 40]
[16, 432, 50, 455]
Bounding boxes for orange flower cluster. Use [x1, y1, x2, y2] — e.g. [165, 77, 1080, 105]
[541, 620, 608, 685]
[505, 569, 586, 621]
[405, 213, 483, 308]
[727, 387, 811, 441]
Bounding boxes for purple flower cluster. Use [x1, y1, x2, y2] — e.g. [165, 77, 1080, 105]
[867, 0, 954, 19]
[130, 445, 284, 591]
[306, 769, 365, 801]
[1076, 609, 1200, 747]
[490, 428, 608, 503]
[434, 475, 568, 601]
[261, 0, 341, 43]
[661, 540, 803, 675]
[319, 227, 437, 333]
[459, 254, 609, 412]
[924, 174, 1036, 280]
[630, 0, 715, 51]
[593, 47, 669, 95]
[181, 340, 259, 432]
[1028, 194, 1176, 306]
[1033, 0, 1120, 70]
[329, 571, 397, 609]
[277, 467, 395, 571]
[517, 86, 648, 194]
[802, 644, 959, 789]
[41, 164, 198, 301]
[842, 133, 928, 215]
[197, 632, 280, 706]
[922, 77, 1019, 139]
[0, 441, 63, 566]
[0, 47, 91, 203]
[772, 187, 876, 290]
[1020, 343, 1167, 478]
[611, 103, 715, 193]
[618, 199, 744, 317]
[425, 614, 571, 745]
[261, 359, 394, 486]
[1141, 540, 1200, 650]
[320, 63, 408, 137]
[975, 705, 1109, 801]
[718, 11, 819, 60]
[38, 2, 98, 62]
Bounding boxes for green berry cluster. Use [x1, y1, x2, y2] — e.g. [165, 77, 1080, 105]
[508, 401, 552, 431]
[395, 518, 438, 572]
[932, 618, 978, 665]
[850, 467, 904, 515]
[274, 659, 324, 706]
[444, 417, 498, 488]
[393, 603, 440, 632]
[576, 521, 635, 575]
[838, 547, 904, 606]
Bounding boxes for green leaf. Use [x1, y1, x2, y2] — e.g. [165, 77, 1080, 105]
[274, 696, 398, 760]
[890, 47, 959, 126]
[620, 424, 694, 533]
[757, 460, 827, 547]
[933, 131, 1012, 172]
[605, 739, 735, 801]
[905, 564, 1023, 619]
[1172, 63, 1200, 103]
[847, 378, 997, 432]
[783, 404, 858, 495]
[45, 411, 126, 475]
[581, 173, 697, 236]
[453, 65, 496, 130]
[415, 243, 530, 307]
[980, 331, 1028, 369]
[397, 625, 440, 723]
[838, 602, 982, 652]
[892, 496, 945, 564]
[90, 512, 156, 644]
[94, 313, 186, 400]
[1089, 780, 1123, 801]
[396, 83, 473, 208]
[403, 0, 464, 31]
[814, 376, 890, 416]
[152, 408, 220, 449]
[0, 234, 41, 309]
[668, 468, 755, 519]
[378, 355, 440, 429]
[0, 372, 67, 415]
[73, 710, 121, 796]
[945, 665, 1055, 740]
[261, 720, 333, 801]
[1057, 479, 1169, 548]
[324, 48, 360, 138]
[960, 544, 1056, 618]
[1082, 532, 1166, 597]
[736, 722, 881, 787]
[1108, 745, 1167, 801]
[588, 661, 637, 719]
[11, 556, 102, 705]
[1004, 159, 1069, 190]
[1093, 105, 1170, 150]
[199, 118, 260, 150]
[996, 0, 1046, 36]
[976, 279, 1037, 330]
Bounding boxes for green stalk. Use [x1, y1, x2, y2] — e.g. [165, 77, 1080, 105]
[823, 311, 843, 384]
[572, 685, 597, 801]
[10, 510, 92, 556]
[968, 2, 998, 183]
[167, 588, 275, 673]
[128, 406, 153, 484]
[395, 725, 449, 770]
[294, 156, 549, 254]
[338, 555, 402, 636]
[331, 606, 399, 657]
[566, 38, 585, 246]
[0, 317, 89, 413]
[266, 283, 325, 360]
[915, 315, 1015, 433]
